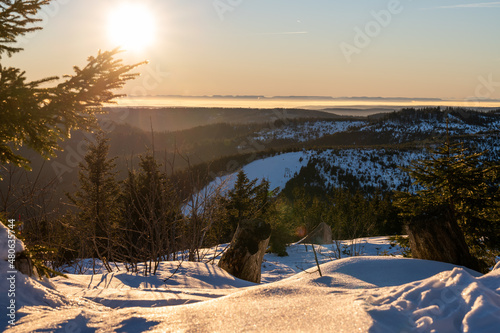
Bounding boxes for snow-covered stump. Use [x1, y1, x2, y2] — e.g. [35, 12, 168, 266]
[218, 219, 271, 283]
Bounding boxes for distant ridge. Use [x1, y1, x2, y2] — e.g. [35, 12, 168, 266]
[132, 94, 444, 102]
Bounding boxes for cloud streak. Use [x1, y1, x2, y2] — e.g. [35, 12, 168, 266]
[250, 31, 308, 36]
[434, 2, 500, 9]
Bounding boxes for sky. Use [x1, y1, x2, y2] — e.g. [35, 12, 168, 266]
[4, 0, 500, 100]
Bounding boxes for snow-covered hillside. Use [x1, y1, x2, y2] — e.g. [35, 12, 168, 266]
[360, 112, 500, 137]
[199, 110, 500, 197]
[253, 120, 367, 143]
[200, 148, 424, 196]
[248, 109, 500, 145]
[305, 149, 427, 192]
[203, 137, 499, 196]
[201, 151, 313, 196]
[3, 236, 500, 332]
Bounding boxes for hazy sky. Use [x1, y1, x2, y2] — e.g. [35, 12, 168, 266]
[5, 0, 500, 99]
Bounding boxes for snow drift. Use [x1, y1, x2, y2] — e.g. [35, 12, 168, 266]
[365, 266, 500, 333]
[3, 242, 499, 332]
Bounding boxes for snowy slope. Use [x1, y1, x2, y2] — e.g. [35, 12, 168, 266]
[0, 260, 77, 310]
[6, 254, 498, 333]
[3, 234, 500, 333]
[309, 149, 425, 192]
[365, 267, 500, 333]
[194, 110, 500, 198]
[52, 261, 254, 309]
[248, 110, 500, 144]
[198, 149, 422, 196]
[202, 151, 313, 196]
[200, 137, 499, 196]
[253, 120, 367, 143]
[0, 224, 92, 330]
[360, 113, 500, 138]
[261, 236, 408, 283]
[184, 151, 313, 215]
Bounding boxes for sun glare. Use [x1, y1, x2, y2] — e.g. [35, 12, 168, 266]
[107, 3, 155, 52]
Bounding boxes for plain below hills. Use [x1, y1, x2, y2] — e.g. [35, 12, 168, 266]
[101, 107, 346, 132]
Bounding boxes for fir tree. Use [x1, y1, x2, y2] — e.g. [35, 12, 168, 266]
[215, 171, 277, 243]
[121, 153, 180, 273]
[0, 1, 143, 177]
[122, 154, 164, 262]
[69, 133, 121, 272]
[224, 171, 257, 238]
[228, 171, 257, 221]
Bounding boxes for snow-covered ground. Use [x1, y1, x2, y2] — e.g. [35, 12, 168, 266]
[2, 233, 500, 332]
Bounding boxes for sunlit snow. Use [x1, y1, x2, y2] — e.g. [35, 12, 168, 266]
[2, 233, 499, 332]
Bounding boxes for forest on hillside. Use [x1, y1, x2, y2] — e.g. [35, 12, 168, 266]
[2, 106, 500, 274]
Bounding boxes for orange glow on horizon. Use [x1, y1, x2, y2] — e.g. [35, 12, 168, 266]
[108, 96, 500, 112]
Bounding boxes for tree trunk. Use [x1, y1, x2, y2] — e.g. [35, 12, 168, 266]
[218, 219, 271, 283]
[406, 205, 481, 272]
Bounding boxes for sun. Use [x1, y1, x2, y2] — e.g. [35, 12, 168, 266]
[107, 3, 155, 52]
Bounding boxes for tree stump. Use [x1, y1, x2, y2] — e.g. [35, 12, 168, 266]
[406, 205, 480, 272]
[218, 219, 271, 283]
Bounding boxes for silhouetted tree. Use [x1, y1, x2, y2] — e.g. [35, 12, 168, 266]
[219, 171, 276, 241]
[0, 0, 143, 178]
[69, 133, 121, 272]
[121, 153, 183, 274]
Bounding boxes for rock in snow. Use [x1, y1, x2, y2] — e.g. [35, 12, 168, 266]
[0, 222, 24, 261]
